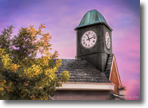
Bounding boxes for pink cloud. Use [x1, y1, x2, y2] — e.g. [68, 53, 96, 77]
[123, 79, 140, 100]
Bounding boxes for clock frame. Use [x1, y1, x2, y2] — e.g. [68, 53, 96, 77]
[81, 30, 97, 49]
[105, 32, 111, 49]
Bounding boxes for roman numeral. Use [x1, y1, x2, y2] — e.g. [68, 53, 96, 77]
[93, 35, 96, 39]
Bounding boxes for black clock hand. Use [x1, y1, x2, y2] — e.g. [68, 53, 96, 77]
[86, 34, 92, 42]
[88, 36, 95, 41]
[86, 34, 90, 40]
[89, 37, 93, 40]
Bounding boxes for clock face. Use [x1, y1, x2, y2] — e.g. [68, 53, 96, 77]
[81, 30, 97, 48]
[105, 32, 111, 49]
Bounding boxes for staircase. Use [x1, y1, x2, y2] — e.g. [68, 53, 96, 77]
[105, 54, 114, 78]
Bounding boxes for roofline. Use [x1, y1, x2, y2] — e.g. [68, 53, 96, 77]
[74, 22, 113, 31]
[56, 82, 115, 91]
[113, 56, 122, 87]
[109, 55, 122, 87]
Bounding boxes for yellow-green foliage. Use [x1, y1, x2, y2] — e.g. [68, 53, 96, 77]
[60, 71, 70, 83]
[0, 25, 70, 100]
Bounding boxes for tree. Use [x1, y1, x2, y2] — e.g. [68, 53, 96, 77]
[0, 26, 13, 54]
[0, 24, 70, 100]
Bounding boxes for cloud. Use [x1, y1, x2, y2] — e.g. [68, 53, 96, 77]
[0, 0, 140, 100]
[123, 79, 140, 100]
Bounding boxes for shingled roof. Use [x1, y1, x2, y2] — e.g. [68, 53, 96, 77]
[56, 59, 110, 83]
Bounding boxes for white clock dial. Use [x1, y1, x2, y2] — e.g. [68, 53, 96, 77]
[81, 30, 97, 48]
[105, 32, 111, 49]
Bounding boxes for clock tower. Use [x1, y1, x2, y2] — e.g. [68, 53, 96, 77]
[75, 9, 113, 72]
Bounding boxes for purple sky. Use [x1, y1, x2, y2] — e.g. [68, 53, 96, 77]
[0, 0, 140, 100]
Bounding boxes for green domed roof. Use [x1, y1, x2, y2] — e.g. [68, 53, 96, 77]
[76, 9, 108, 29]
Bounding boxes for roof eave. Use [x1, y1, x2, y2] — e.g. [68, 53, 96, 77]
[74, 22, 113, 31]
[56, 82, 115, 91]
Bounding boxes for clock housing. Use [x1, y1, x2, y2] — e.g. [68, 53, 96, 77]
[75, 9, 113, 72]
[76, 24, 112, 56]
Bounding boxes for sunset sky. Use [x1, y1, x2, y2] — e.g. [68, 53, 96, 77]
[0, 0, 140, 100]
